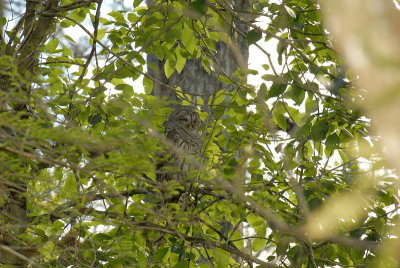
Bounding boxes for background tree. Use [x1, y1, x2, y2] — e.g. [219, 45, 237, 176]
[0, 0, 398, 267]
[147, 0, 249, 101]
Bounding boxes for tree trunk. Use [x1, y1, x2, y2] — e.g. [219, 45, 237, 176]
[0, 0, 57, 265]
[148, 0, 250, 102]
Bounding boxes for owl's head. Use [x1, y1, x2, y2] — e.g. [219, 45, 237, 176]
[168, 107, 200, 130]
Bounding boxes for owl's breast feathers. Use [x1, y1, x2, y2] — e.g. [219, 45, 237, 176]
[164, 121, 202, 155]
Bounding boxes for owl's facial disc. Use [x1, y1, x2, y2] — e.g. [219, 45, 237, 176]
[174, 108, 200, 130]
[178, 116, 191, 130]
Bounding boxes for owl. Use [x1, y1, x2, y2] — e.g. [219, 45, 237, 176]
[157, 107, 202, 200]
[163, 106, 202, 155]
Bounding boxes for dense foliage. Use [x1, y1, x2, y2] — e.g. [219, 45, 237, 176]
[0, 0, 398, 267]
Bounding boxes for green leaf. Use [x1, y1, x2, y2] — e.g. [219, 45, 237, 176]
[69, 9, 86, 23]
[218, 75, 232, 84]
[0, 17, 6, 26]
[152, 247, 170, 262]
[338, 149, 349, 162]
[127, 12, 138, 22]
[173, 260, 189, 268]
[276, 114, 288, 130]
[252, 238, 267, 252]
[134, 6, 148, 15]
[107, 98, 125, 115]
[60, 19, 74, 28]
[110, 78, 125, 86]
[116, 83, 134, 98]
[88, 114, 102, 125]
[96, 28, 107, 40]
[288, 246, 305, 266]
[164, 58, 176, 78]
[63, 34, 76, 43]
[247, 214, 266, 236]
[175, 52, 186, 73]
[201, 56, 212, 73]
[214, 248, 230, 268]
[247, 29, 262, 45]
[164, 24, 182, 43]
[261, 64, 270, 71]
[137, 250, 147, 268]
[267, 82, 287, 99]
[247, 69, 258, 75]
[311, 119, 329, 140]
[189, 0, 208, 16]
[231, 230, 244, 249]
[44, 39, 59, 53]
[261, 74, 276, 81]
[182, 25, 196, 54]
[289, 85, 305, 105]
[109, 11, 126, 22]
[133, 0, 143, 8]
[338, 252, 350, 265]
[325, 133, 340, 155]
[277, 40, 288, 64]
[286, 106, 303, 125]
[305, 98, 318, 113]
[276, 239, 289, 256]
[247, 214, 264, 227]
[64, 176, 77, 198]
[62, 46, 72, 57]
[272, 102, 288, 130]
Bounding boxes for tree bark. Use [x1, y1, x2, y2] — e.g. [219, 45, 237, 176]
[0, 0, 57, 265]
[149, 0, 250, 102]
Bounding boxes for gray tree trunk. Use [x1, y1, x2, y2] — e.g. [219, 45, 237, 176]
[148, 0, 250, 102]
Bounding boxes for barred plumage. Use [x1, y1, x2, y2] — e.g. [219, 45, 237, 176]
[157, 107, 202, 192]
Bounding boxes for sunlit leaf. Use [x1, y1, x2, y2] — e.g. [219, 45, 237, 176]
[164, 58, 176, 78]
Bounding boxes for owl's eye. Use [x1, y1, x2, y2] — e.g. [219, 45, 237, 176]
[179, 118, 187, 122]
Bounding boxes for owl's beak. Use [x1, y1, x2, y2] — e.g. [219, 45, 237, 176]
[188, 123, 192, 130]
